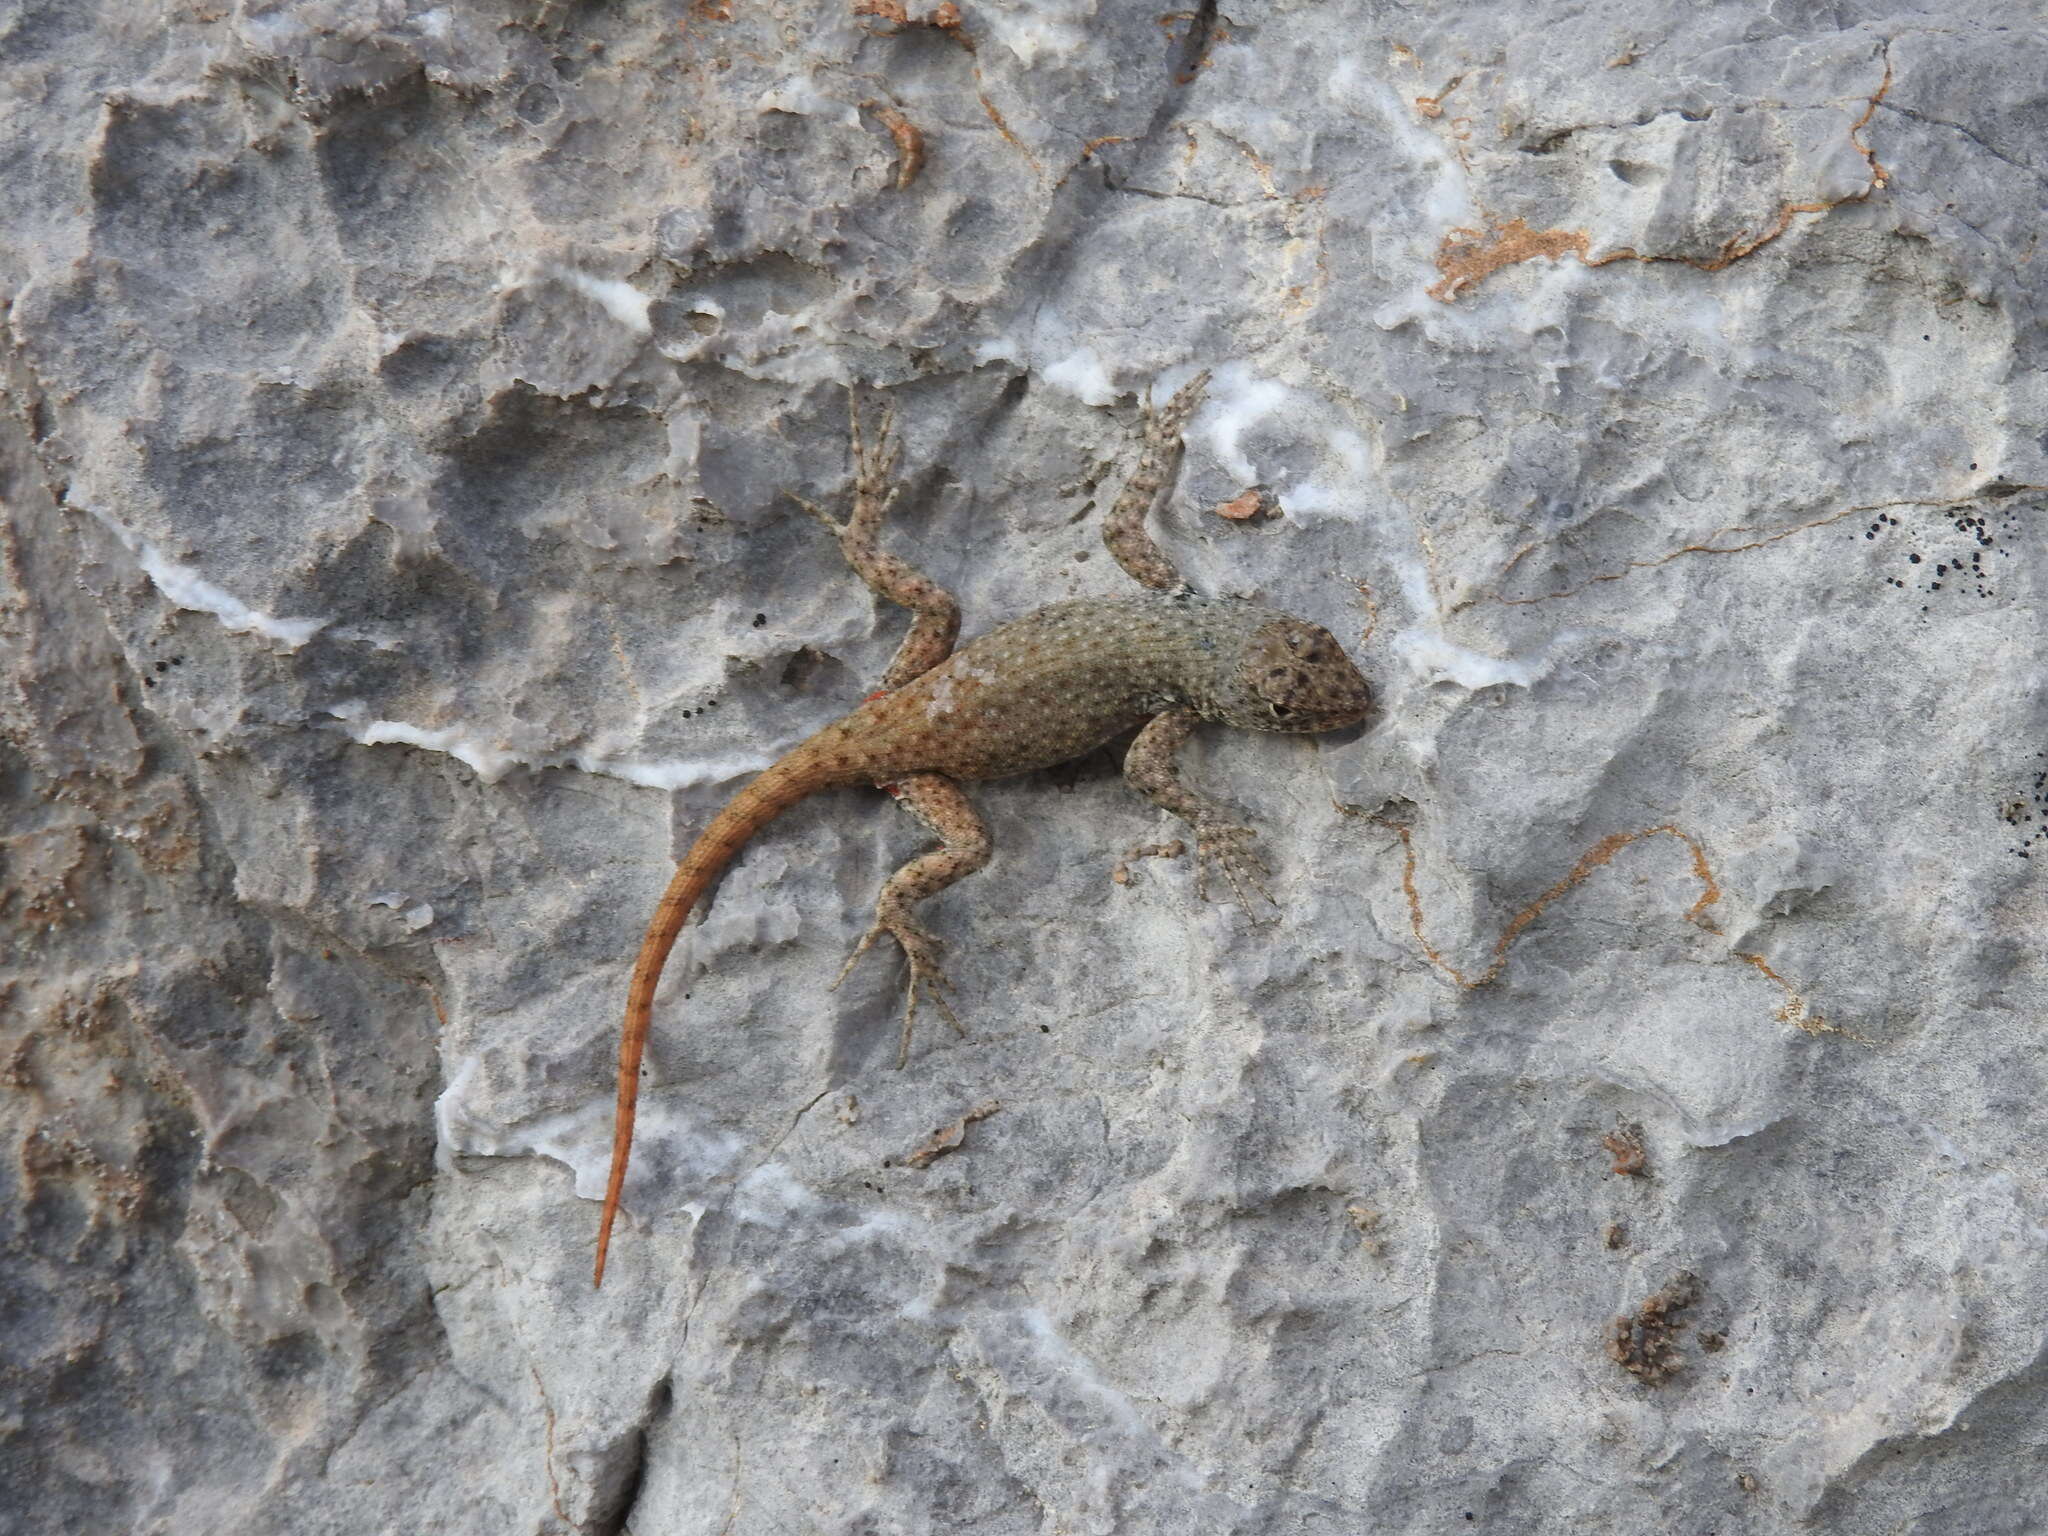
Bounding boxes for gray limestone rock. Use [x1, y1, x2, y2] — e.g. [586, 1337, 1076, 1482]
[3, 1, 2044, 1531]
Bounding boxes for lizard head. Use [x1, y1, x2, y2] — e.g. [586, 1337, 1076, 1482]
[1227, 617, 1373, 734]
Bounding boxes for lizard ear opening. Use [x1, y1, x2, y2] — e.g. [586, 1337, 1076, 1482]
[1256, 662, 1310, 718]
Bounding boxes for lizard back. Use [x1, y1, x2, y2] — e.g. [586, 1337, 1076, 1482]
[828, 593, 1307, 783]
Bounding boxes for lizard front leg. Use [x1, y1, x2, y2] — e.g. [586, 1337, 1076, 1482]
[833, 771, 993, 1066]
[796, 390, 962, 688]
[1124, 707, 1275, 911]
[1101, 370, 1209, 595]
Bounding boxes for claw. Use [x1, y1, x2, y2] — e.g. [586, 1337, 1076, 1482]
[846, 391, 902, 513]
[898, 961, 964, 1068]
[830, 921, 885, 992]
[832, 916, 965, 1067]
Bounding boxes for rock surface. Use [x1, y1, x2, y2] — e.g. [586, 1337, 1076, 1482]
[4, 1, 2045, 1531]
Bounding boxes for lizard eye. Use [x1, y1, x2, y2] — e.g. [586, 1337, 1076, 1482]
[1283, 628, 1333, 664]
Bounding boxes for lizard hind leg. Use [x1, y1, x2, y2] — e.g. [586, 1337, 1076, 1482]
[831, 771, 993, 1067]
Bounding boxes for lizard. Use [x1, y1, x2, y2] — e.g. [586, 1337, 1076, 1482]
[594, 372, 1373, 1286]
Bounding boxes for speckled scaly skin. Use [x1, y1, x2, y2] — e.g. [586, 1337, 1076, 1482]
[594, 375, 1373, 1286]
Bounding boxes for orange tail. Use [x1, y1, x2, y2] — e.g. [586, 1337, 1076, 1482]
[594, 744, 849, 1286]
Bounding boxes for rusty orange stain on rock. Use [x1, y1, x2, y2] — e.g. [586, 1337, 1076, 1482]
[1428, 217, 1591, 302]
[1428, 55, 1894, 302]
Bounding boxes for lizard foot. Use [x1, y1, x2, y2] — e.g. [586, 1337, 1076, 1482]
[832, 915, 966, 1068]
[1193, 819, 1276, 913]
[849, 390, 902, 507]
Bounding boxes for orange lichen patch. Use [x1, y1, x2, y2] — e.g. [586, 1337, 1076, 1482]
[1431, 55, 1894, 302]
[1348, 577, 1381, 648]
[1675, 834, 1723, 926]
[1848, 54, 1893, 188]
[1733, 950, 1867, 1042]
[1376, 820, 1722, 991]
[973, 76, 1041, 177]
[856, 0, 965, 31]
[1203, 125, 1281, 198]
[22, 1125, 147, 1222]
[1214, 488, 1269, 521]
[7, 824, 94, 930]
[1158, 9, 1229, 83]
[119, 781, 201, 874]
[1414, 74, 1464, 119]
[1280, 180, 1334, 313]
[1372, 817, 1858, 1044]
[901, 1100, 1000, 1168]
[1429, 217, 1591, 301]
[689, 0, 732, 20]
[1607, 1271, 1703, 1386]
[1053, 134, 1133, 192]
[863, 101, 926, 188]
[1602, 1121, 1649, 1177]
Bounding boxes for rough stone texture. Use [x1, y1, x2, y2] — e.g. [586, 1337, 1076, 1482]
[3, 1, 2044, 1531]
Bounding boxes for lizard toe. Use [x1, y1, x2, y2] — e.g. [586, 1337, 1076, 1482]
[1195, 820, 1277, 912]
